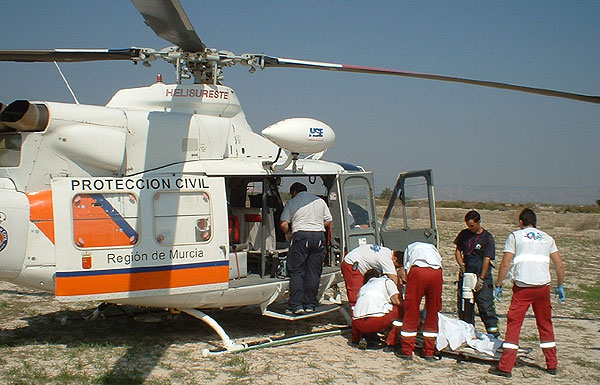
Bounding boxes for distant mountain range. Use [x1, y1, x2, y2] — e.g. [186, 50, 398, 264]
[434, 184, 599, 205]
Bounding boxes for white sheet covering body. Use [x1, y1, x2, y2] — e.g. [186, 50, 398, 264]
[436, 313, 502, 356]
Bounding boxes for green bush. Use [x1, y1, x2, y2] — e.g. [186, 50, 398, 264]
[378, 188, 392, 200]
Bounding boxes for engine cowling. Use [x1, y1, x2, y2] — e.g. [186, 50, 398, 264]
[0, 100, 49, 132]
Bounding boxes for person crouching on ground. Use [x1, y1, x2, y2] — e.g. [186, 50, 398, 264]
[351, 269, 403, 350]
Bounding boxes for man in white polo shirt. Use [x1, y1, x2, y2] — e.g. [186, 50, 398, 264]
[281, 182, 333, 315]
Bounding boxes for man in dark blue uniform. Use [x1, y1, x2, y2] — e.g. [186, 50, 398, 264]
[454, 210, 499, 337]
[280, 182, 333, 315]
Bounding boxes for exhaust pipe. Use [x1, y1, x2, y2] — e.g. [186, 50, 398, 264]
[0, 100, 49, 132]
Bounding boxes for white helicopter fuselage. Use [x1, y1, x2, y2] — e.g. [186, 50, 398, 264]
[0, 81, 354, 310]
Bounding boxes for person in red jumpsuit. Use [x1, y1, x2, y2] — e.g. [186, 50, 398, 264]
[351, 269, 403, 350]
[489, 208, 565, 378]
[397, 242, 443, 360]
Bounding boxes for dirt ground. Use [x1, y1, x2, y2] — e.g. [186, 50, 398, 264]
[0, 206, 599, 384]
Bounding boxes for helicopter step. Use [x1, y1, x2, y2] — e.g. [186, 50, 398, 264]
[262, 303, 343, 321]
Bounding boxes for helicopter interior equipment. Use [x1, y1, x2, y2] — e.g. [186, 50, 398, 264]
[0, 0, 598, 353]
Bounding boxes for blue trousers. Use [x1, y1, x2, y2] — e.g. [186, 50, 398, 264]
[287, 231, 325, 310]
[457, 274, 499, 333]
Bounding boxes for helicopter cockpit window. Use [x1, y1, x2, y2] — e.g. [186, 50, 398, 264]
[153, 191, 212, 245]
[343, 181, 373, 229]
[72, 193, 139, 248]
[0, 133, 22, 167]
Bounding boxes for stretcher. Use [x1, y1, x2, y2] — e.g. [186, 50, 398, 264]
[415, 333, 533, 362]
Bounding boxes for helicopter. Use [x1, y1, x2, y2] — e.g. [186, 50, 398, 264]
[0, 0, 598, 353]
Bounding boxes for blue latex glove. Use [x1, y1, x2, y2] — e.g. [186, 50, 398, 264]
[555, 285, 565, 303]
[494, 286, 503, 301]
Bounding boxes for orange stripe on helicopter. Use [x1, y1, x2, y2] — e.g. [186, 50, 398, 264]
[55, 262, 229, 297]
[26, 190, 55, 244]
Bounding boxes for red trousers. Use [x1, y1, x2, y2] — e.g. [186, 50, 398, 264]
[499, 285, 557, 372]
[341, 261, 364, 308]
[352, 305, 402, 345]
[401, 266, 443, 357]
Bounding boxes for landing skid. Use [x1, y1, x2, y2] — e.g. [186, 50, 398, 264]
[182, 302, 351, 356]
[180, 308, 247, 356]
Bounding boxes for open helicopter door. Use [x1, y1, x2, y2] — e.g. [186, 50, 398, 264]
[380, 170, 438, 251]
[51, 174, 229, 302]
[332, 172, 379, 253]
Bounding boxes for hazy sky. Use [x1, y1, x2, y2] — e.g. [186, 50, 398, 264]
[1, 1, 599, 203]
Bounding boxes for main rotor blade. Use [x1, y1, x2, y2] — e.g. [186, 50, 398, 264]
[0, 48, 142, 62]
[131, 0, 205, 52]
[262, 56, 600, 105]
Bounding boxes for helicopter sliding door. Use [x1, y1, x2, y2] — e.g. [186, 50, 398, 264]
[379, 170, 437, 251]
[334, 172, 379, 252]
[52, 174, 229, 302]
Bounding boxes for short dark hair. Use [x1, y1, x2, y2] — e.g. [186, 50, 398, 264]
[465, 210, 481, 223]
[393, 250, 404, 266]
[519, 208, 537, 227]
[289, 182, 307, 194]
[363, 268, 381, 284]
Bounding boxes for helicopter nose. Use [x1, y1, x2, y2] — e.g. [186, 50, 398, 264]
[0, 179, 29, 280]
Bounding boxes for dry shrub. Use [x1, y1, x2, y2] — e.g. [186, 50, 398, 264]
[407, 207, 426, 220]
[436, 209, 463, 222]
[571, 217, 600, 231]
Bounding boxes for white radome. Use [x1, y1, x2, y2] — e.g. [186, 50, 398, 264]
[261, 118, 335, 154]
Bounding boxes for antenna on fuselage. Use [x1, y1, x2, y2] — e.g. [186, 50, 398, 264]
[53, 61, 80, 104]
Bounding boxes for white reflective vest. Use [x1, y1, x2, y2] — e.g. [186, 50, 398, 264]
[503, 228, 558, 286]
